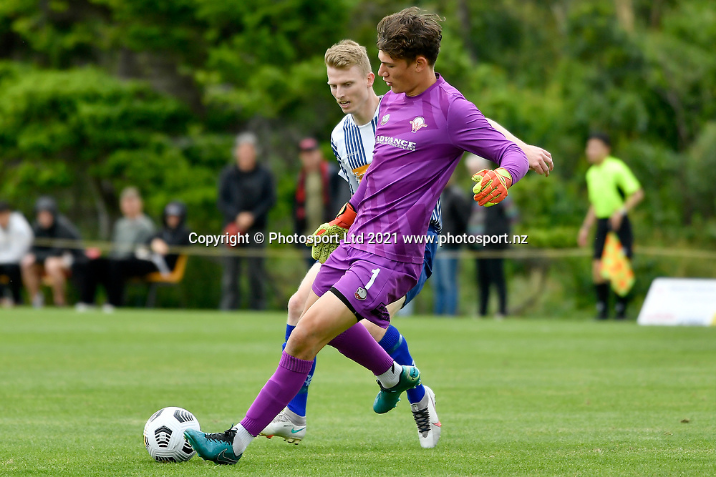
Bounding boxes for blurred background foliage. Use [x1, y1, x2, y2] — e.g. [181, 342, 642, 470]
[1, 0, 714, 312]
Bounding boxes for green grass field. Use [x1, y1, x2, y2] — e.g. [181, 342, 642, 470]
[1, 309, 714, 476]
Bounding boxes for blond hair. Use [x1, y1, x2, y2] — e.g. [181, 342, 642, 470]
[120, 186, 141, 201]
[324, 40, 372, 76]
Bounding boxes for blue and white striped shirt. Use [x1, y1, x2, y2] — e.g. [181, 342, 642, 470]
[330, 101, 442, 232]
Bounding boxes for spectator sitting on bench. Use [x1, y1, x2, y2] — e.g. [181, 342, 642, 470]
[0, 201, 34, 307]
[109, 200, 191, 307]
[76, 187, 155, 311]
[76, 199, 190, 311]
[21, 196, 85, 308]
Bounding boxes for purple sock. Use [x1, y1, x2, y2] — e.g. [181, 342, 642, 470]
[329, 323, 394, 375]
[240, 351, 314, 436]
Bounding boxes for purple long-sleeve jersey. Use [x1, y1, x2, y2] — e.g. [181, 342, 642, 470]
[346, 74, 528, 264]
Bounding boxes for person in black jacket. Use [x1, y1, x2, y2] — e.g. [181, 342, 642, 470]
[21, 196, 85, 307]
[100, 201, 192, 308]
[293, 137, 347, 268]
[466, 156, 519, 318]
[431, 175, 471, 316]
[218, 132, 276, 310]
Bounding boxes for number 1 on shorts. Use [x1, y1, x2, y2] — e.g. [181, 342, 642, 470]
[366, 268, 381, 290]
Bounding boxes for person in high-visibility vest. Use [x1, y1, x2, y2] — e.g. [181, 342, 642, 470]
[578, 133, 644, 320]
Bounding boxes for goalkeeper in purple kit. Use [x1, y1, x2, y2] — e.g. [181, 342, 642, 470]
[186, 7, 530, 464]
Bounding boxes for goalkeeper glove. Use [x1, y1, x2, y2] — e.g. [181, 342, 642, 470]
[308, 202, 357, 263]
[472, 167, 513, 207]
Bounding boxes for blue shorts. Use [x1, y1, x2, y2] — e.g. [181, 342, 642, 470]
[403, 224, 439, 307]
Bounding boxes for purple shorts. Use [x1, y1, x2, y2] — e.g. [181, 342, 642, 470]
[312, 244, 421, 329]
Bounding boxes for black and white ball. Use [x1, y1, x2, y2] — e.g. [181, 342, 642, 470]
[143, 407, 201, 462]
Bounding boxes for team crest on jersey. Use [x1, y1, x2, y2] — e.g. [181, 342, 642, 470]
[355, 287, 367, 300]
[380, 114, 390, 125]
[410, 116, 427, 133]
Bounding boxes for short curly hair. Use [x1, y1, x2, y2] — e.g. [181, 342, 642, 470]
[377, 7, 443, 65]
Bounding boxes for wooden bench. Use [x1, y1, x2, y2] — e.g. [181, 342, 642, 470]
[141, 255, 188, 307]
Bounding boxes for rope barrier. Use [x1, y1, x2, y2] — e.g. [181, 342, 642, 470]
[29, 238, 716, 260]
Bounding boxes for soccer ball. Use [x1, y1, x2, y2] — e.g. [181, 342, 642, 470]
[143, 407, 201, 462]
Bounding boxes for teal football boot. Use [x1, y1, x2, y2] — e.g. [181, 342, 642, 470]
[184, 428, 242, 465]
[373, 365, 421, 414]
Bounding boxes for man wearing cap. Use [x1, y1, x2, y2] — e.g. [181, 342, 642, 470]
[294, 138, 348, 268]
[218, 132, 276, 311]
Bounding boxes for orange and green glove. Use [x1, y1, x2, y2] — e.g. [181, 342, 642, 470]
[308, 202, 357, 263]
[472, 167, 513, 207]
